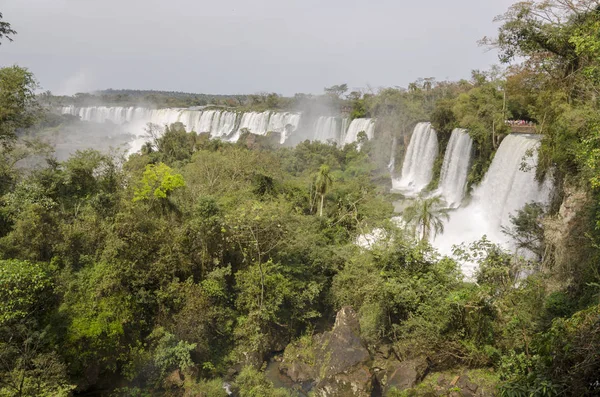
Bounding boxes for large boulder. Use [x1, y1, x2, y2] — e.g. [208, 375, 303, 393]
[373, 355, 429, 394]
[280, 306, 374, 397]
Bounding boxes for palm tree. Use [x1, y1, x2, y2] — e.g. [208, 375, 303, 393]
[403, 195, 450, 241]
[315, 165, 333, 217]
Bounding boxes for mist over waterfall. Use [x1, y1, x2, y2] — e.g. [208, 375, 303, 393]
[434, 134, 552, 275]
[60, 106, 374, 151]
[436, 129, 473, 207]
[392, 122, 438, 195]
[313, 116, 347, 144]
[61, 106, 302, 151]
[343, 118, 375, 144]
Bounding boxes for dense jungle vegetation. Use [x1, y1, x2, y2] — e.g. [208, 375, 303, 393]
[1, 1, 600, 396]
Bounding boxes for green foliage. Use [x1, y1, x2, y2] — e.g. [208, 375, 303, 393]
[182, 377, 228, 396]
[6, 3, 600, 393]
[0, 66, 39, 148]
[147, 122, 199, 165]
[502, 202, 546, 260]
[0, 259, 52, 325]
[133, 162, 185, 202]
[148, 327, 196, 376]
[402, 195, 450, 241]
[234, 366, 294, 397]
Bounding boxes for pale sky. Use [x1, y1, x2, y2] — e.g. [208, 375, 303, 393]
[0, 0, 517, 96]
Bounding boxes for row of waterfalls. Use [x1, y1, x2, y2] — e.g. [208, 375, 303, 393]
[390, 122, 552, 274]
[61, 106, 552, 274]
[60, 106, 374, 153]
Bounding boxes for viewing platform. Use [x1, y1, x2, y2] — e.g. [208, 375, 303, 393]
[510, 125, 536, 134]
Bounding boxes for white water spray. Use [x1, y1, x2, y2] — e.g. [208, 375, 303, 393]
[433, 134, 553, 275]
[392, 122, 438, 195]
[436, 129, 473, 207]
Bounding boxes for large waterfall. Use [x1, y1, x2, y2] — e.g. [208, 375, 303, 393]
[436, 129, 473, 207]
[392, 122, 438, 195]
[61, 106, 368, 150]
[61, 106, 301, 149]
[433, 134, 552, 275]
[343, 118, 375, 144]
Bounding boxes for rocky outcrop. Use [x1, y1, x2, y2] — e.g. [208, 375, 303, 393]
[374, 357, 429, 394]
[433, 373, 495, 397]
[544, 182, 591, 280]
[279, 306, 374, 397]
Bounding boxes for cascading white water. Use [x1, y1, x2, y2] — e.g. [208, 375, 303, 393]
[433, 134, 553, 275]
[61, 106, 301, 150]
[343, 118, 375, 144]
[392, 122, 438, 195]
[313, 116, 341, 143]
[229, 111, 271, 141]
[436, 129, 473, 207]
[267, 112, 301, 144]
[388, 136, 397, 172]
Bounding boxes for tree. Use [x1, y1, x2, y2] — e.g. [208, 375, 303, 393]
[502, 202, 546, 261]
[0, 66, 39, 148]
[133, 162, 185, 204]
[0, 260, 74, 396]
[152, 122, 197, 164]
[0, 12, 16, 45]
[314, 165, 333, 217]
[403, 195, 449, 241]
[324, 84, 348, 99]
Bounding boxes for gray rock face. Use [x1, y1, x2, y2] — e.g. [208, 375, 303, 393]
[385, 358, 429, 392]
[373, 355, 429, 394]
[280, 306, 373, 397]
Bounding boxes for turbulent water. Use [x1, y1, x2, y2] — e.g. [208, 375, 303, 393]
[433, 134, 552, 275]
[392, 122, 438, 195]
[435, 129, 473, 207]
[61, 106, 370, 151]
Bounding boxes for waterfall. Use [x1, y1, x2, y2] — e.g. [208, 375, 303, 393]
[388, 136, 397, 172]
[212, 111, 238, 137]
[61, 106, 374, 149]
[267, 112, 301, 144]
[313, 116, 340, 143]
[436, 129, 473, 207]
[433, 134, 553, 275]
[61, 106, 301, 150]
[392, 122, 438, 195]
[313, 116, 350, 144]
[343, 118, 375, 144]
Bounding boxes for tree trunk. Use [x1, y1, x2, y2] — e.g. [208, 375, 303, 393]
[319, 194, 324, 217]
[259, 261, 264, 310]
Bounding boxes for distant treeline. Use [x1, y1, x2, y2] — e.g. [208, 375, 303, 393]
[45, 89, 253, 109]
[40, 84, 372, 116]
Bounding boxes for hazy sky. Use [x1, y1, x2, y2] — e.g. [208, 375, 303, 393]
[0, 0, 516, 96]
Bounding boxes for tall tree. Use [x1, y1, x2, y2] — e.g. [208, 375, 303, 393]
[315, 165, 332, 217]
[0, 66, 39, 148]
[403, 195, 450, 241]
